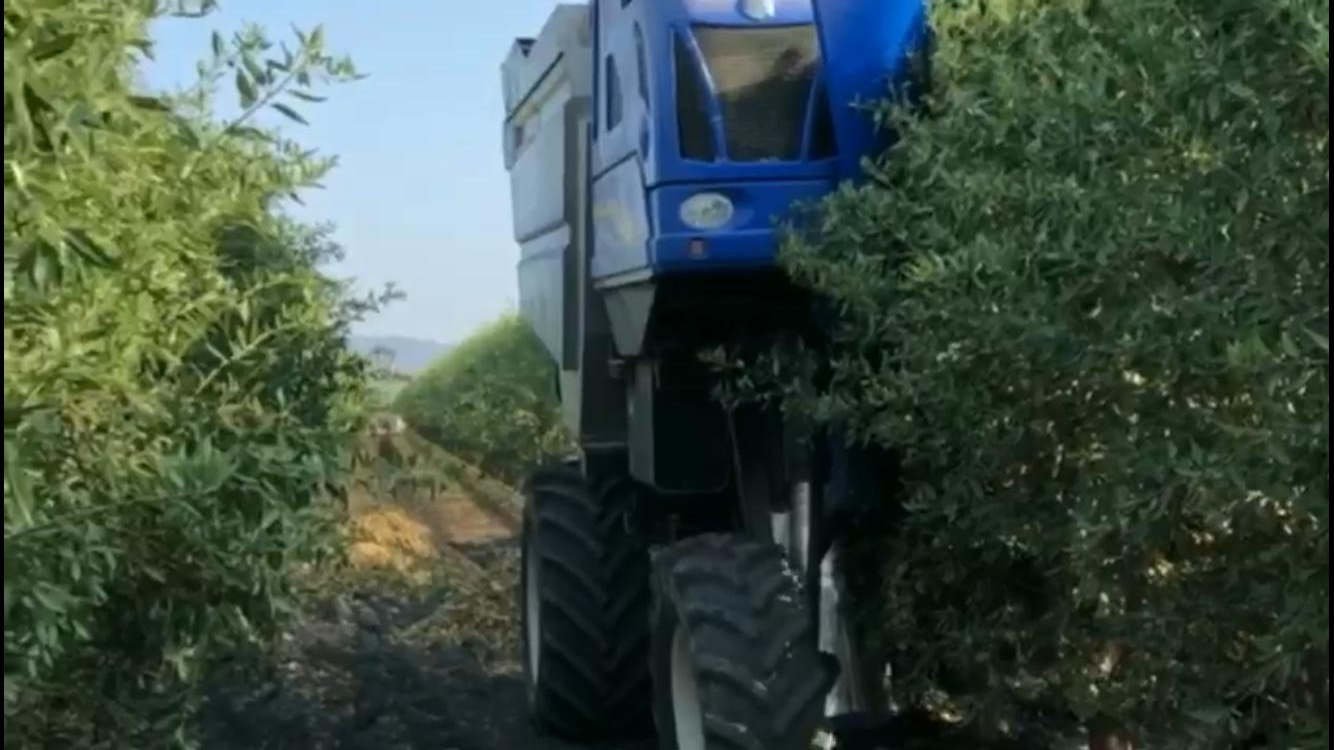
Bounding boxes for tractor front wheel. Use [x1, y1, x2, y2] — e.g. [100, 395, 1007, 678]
[520, 465, 653, 740]
[650, 534, 835, 750]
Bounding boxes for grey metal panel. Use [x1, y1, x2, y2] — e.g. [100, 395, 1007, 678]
[516, 226, 569, 365]
[590, 156, 652, 280]
[500, 39, 533, 166]
[511, 94, 593, 384]
[502, 3, 629, 452]
[502, 2, 595, 374]
[560, 100, 589, 371]
[568, 105, 627, 447]
[601, 282, 656, 358]
[509, 125, 568, 244]
[501, 5, 592, 120]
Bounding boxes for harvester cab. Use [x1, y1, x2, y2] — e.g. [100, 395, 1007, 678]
[501, 1, 927, 747]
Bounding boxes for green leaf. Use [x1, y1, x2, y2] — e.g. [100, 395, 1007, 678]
[231, 125, 273, 142]
[22, 81, 54, 116]
[271, 102, 308, 125]
[30, 34, 77, 62]
[259, 507, 281, 532]
[65, 229, 117, 268]
[235, 70, 257, 108]
[288, 90, 327, 103]
[129, 37, 156, 60]
[4, 441, 35, 528]
[1305, 328, 1328, 353]
[128, 95, 171, 112]
[212, 30, 225, 58]
[16, 237, 61, 292]
[1184, 705, 1233, 726]
[243, 53, 268, 86]
[31, 584, 69, 614]
[175, 118, 203, 149]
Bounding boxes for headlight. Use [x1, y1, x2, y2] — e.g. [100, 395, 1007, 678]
[739, 0, 777, 21]
[679, 192, 734, 230]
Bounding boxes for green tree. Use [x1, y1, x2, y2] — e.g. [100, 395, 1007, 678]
[757, 0, 1328, 746]
[395, 314, 572, 484]
[4, 1, 373, 745]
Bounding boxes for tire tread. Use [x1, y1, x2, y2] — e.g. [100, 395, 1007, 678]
[651, 533, 835, 750]
[523, 467, 653, 740]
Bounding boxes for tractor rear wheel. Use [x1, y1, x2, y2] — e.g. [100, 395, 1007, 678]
[650, 534, 835, 750]
[520, 465, 653, 740]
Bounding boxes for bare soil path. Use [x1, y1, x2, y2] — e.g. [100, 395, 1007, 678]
[196, 478, 653, 750]
[197, 541, 653, 750]
[196, 488, 1081, 750]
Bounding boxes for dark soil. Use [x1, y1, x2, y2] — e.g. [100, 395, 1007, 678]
[197, 625, 650, 750]
[196, 541, 652, 750]
[195, 539, 1084, 750]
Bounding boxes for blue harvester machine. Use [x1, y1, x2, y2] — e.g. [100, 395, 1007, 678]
[500, 1, 928, 747]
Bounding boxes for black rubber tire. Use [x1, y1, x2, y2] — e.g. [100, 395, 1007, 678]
[520, 465, 653, 740]
[650, 533, 835, 750]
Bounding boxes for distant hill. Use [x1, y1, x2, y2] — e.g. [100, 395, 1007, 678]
[349, 335, 452, 375]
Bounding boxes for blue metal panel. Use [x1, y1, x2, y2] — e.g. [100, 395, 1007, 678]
[639, 4, 837, 188]
[647, 179, 833, 270]
[592, 19, 643, 176]
[587, 0, 931, 286]
[812, 0, 930, 181]
[596, 0, 836, 184]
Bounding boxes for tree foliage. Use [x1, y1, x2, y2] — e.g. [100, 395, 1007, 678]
[3, 1, 372, 745]
[763, 0, 1328, 745]
[395, 314, 572, 484]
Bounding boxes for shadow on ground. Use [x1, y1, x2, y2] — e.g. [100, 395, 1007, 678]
[195, 568, 1077, 750]
[197, 542, 653, 750]
[194, 472, 1083, 750]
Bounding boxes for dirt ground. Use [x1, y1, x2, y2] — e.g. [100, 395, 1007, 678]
[196, 539, 655, 750]
[195, 473, 650, 750]
[194, 483, 1083, 750]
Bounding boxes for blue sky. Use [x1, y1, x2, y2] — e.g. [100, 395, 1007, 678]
[143, 2, 562, 344]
